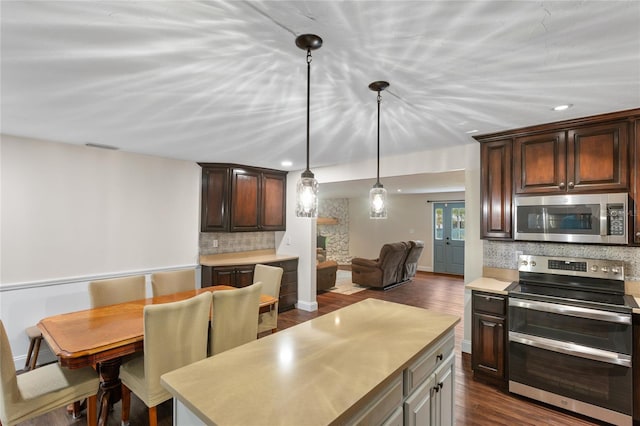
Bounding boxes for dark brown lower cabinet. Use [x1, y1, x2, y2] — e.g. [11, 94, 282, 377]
[471, 291, 507, 388]
[201, 258, 298, 312]
[633, 313, 639, 424]
[210, 265, 254, 287]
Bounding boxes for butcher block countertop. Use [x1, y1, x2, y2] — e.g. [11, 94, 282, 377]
[161, 298, 460, 426]
[199, 249, 298, 267]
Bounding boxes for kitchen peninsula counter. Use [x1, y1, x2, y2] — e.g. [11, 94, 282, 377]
[161, 298, 460, 426]
[200, 249, 298, 267]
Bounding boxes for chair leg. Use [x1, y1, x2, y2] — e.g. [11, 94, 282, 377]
[148, 405, 158, 426]
[72, 400, 82, 419]
[24, 338, 36, 370]
[24, 328, 44, 372]
[121, 384, 131, 425]
[86, 394, 97, 426]
[28, 335, 42, 370]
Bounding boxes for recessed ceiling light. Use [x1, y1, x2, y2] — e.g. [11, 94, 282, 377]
[552, 104, 573, 111]
[465, 129, 479, 134]
[281, 160, 293, 167]
[397, 189, 402, 192]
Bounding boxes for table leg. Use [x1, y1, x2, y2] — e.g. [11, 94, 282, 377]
[96, 358, 122, 426]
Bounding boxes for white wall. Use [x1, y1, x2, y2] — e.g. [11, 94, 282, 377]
[462, 143, 483, 353]
[1, 135, 201, 284]
[0, 135, 201, 365]
[275, 170, 317, 311]
[348, 192, 465, 271]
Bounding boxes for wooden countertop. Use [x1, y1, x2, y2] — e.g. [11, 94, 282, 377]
[465, 277, 513, 295]
[161, 298, 460, 426]
[200, 249, 298, 267]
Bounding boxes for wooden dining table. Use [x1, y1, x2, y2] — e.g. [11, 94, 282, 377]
[38, 285, 278, 426]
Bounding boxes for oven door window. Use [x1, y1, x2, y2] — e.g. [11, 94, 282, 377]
[509, 303, 632, 355]
[516, 204, 599, 235]
[510, 342, 632, 415]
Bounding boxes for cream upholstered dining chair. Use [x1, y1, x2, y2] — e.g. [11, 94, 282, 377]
[210, 282, 262, 356]
[151, 269, 196, 297]
[0, 320, 99, 426]
[88, 275, 146, 308]
[119, 292, 211, 426]
[254, 264, 283, 334]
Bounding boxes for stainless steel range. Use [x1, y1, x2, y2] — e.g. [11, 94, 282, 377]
[508, 254, 636, 426]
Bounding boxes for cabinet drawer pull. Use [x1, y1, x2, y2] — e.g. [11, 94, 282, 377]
[436, 354, 443, 361]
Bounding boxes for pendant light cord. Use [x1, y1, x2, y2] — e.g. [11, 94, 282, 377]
[376, 91, 382, 187]
[304, 49, 313, 176]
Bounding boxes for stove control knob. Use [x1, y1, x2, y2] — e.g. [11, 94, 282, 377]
[601, 266, 609, 273]
[530, 261, 536, 267]
[611, 267, 620, 274]
[591, 265, 599, 272]
[521, 260, 528, 266]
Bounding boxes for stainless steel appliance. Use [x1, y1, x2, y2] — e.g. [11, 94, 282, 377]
[508, 255, 636, 425]
[514, 192, 628, 244]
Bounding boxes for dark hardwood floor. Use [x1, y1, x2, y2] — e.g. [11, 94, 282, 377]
[21, 271, 606, 425]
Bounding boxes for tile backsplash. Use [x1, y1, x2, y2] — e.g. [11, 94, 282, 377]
[484, 240, 640, 281]
[200, 232, 275, 255]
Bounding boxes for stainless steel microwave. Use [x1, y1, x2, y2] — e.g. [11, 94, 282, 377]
[514, 193, 628, 244]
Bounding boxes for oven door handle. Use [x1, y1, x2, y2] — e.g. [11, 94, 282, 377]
[509, 298, 631, 324]
[509, 331, 632, 367]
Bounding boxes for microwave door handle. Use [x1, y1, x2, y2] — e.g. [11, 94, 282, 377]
[600, 206, 608, 236]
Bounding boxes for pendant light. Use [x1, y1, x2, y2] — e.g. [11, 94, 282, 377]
[368, 81, 389, 219]
[295, 34, 322, 217]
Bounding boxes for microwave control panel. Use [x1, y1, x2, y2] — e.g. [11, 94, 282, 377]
[607, 204, 625, 236]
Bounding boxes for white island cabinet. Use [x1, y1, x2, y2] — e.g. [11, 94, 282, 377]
[161, 298, 460, 426]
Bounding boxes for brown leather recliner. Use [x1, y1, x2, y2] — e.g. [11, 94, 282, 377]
[351, 242, 409, 289]
[403, 240, 424, 281]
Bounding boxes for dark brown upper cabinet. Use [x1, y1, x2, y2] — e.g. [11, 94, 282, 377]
[514, 122, 629, 195]
[476, 108, 639, 243]
[200, 163, 287, 232]
[201, 165, 230, 232]
[633, 119, 640, 245]
[480, 139, 513, 239]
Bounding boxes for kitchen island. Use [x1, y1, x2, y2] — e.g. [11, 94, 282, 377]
[161, 298, 460, 425]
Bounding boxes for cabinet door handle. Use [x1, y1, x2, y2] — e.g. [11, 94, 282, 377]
[436, 354, 443, 361]
[568, 181, 574, 189]
[559, 182, 565, 189]
[433, 385, 440, 393]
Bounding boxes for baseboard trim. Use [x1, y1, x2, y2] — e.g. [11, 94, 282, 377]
[296, 300, 318, 312]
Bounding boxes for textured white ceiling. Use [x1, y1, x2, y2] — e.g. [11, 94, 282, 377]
[2, 0, 639, 179]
